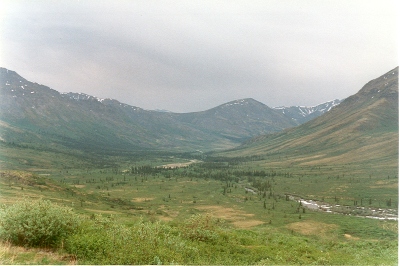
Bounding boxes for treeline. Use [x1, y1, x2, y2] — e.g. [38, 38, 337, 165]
[128, 162, 291, 180]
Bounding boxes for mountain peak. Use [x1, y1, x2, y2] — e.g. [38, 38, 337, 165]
[222, 67, 398, 167]
[340, 67, 398, 108]
[218, 98, 264, 109]
[273, 99, 342, 125]
[0, 67, 27, 84]
[0, 68, 297, 152]
[358, 66, 398, 97]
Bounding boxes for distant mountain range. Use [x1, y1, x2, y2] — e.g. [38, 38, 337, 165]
[1, 67, 337, 153]
[3, 67, 384, 154]
[221, 67, 398, 166]
[273, 99, 342, 125]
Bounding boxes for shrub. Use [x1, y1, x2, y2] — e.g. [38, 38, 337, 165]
[181, 214, 224, 242]
[0, 199, 81, 247]
[65, 216, 197, 264]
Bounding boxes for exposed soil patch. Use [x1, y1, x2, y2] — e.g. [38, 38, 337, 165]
[195, 205, 264, 228]
[344, 234, 360, 240]
[158, 160, 201, 169]
[132, 197, 154, 202]
[287, 221, 338, 236]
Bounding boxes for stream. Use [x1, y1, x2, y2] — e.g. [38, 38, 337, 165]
[287, 195, 398, 221]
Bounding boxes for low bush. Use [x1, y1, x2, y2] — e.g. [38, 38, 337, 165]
[181, 214, 224, 243]
[1, 200, 396, 265]
[65, 215, 197, 264]
[0, 199, 81, 248]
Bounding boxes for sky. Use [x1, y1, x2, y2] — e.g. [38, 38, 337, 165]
[1, 0, 398, 113]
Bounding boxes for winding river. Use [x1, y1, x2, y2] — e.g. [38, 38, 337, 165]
[287, 195, 398, 221]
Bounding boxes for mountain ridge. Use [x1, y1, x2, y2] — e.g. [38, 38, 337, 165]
[273, 99, 342, 125]
[3, 66, 392, 156]
[0, 67, 298, 152]
[220, 66, 398, 167]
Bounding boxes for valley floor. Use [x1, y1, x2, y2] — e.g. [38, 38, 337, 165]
[0, 149, 398, 265]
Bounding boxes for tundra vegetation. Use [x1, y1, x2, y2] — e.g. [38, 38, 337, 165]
[0, 148, 397, 265]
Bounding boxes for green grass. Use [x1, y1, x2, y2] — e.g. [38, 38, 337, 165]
[0, 146, 397, 265]
[0, 199, 397, 265]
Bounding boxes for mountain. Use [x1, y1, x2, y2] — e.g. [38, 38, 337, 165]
[220, 67, 399, 167]
[273, 99, 342, 125]
[175, 98, 295, 142]
[0, 68, 297, 153]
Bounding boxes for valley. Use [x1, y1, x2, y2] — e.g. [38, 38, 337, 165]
[0, 67, 339, 153]
[0, 150, 398, 264]
[0, 67, 398, 265]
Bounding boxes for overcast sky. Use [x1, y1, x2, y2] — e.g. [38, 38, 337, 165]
[1, 0, 398, 112]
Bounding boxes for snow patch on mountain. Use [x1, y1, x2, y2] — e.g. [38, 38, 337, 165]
[153, 109, 172, 113]
[61, 92, 143, 111]
[273, 99, 342, 124]
[61, 92, 101, 101]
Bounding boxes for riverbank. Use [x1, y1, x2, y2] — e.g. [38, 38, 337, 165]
[287, 195, 398, 221]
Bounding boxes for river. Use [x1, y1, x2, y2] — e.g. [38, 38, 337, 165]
[287, 195, 398, 221]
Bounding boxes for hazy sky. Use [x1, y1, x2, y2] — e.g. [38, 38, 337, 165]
[1, 0, 398, 112]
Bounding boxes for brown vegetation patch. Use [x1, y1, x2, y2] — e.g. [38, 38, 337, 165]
[195, 205, 264, 228]
[328, 185, 348, 193]
[299, 133, 398, 166]
[292, 154, 326, 164]
[233, 220, 264, 228]
[0, 198, 20, 205]
[158, 205, 180, 218]
[132, 197, 154, 202]
[379, 221, 398, 233]
[287, 221, 338, 236]
[0, 193, 42, 204]
[0, 241, 77, 265]
[1, 171, 35, 185]
[370, 180, 398, 189]
[158, 216, 174, 221]
[0, 171, 64, 193]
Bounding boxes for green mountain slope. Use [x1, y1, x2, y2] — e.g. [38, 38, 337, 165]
[0, 68, 296, 153]
[220, 67, 399, 167]
[175, 98, 295, 142]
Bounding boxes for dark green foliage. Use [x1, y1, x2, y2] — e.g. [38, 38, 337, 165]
[0, 196, 397, 265]
[0, 199, 80, 247]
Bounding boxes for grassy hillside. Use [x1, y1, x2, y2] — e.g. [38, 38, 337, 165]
[175, 98, 296, 142]
[219, 67, 398, 168]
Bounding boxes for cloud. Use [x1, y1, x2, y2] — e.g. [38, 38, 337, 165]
[1, 0, 398, 112]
